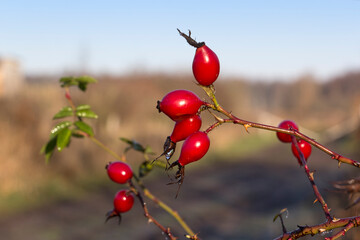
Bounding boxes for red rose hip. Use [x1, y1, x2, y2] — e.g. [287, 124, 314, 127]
[276, 120, 299, 143]
[178, 131, 210, 166]
[177, 29, 220, 86]
[170, 114, 202, 143]
[192, 45, 220, 86]
[291, 139, 312, 166]
[157, 89, 203, 121]
[106, 161, 133, 184]
[113, 190, 135, 213]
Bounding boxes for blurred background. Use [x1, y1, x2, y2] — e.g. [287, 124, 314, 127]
[1, 1, 360, 239]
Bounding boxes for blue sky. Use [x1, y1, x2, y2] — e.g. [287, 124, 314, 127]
[1, 0, 359, 81]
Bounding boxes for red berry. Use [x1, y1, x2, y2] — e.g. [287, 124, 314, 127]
[178, 131, 210, 166]
[170, 115, 202, 143]
[106, 161, 133, 184]
[113, 190, 134, 213]
[276, 120, 299, 143]
[157, 90, 204, 121]
[291, 139, 312, 166]
[192, 45, 220, 86]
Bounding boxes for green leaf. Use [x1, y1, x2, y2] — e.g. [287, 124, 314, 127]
[74, 121, 94, 136]
[76, 76, 97, 84]
[139, 161, 154, 178]
[59, 77, 78, 87]
[120, 137, 146, 153]
[50, 121, 72, 138]
[41, 136, 57, 162]
[78, 82, 87, 91]
[59, 76, 97, 91]
[56, 127, 72, 152]
[76, 109, 98, 119]
[76, 76, 97, 91]
[76, 104, 91, 111]
[71, 130, 85, 138]
[53, 106, 74, 119]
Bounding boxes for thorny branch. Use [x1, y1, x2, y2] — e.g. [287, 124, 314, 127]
[202, 98, 360, 168]
[274, 216, 360, 240]
[291, 136, 332, 221]
[200, 84, 360, 239]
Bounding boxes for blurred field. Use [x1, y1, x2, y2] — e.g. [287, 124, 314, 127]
[0, 72, 360, 239]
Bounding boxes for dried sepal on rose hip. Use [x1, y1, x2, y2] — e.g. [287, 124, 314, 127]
[157, 89, 204, 121]
[106, 189, 135, 223]
[291, 139, 312, 166]
[276, 120, 299, 143]
[168, 131, 210, 197]
[178, 29, 220, 86]
[106, 161, 133, 184]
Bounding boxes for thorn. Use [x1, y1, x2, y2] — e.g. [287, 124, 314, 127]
[309, 171, 315, 179]
[207, 109, 224, 123]
[338, 160, 342, 168]
[313, 198, 318, 204]
[244, 124, 251, 133]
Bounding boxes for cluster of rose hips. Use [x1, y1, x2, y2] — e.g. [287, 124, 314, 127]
[276, 120, 312, 165]
[105, 161, 135, 222]
[154, 29, 220, 191]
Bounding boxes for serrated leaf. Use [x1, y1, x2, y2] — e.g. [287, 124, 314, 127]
[139, 161, 154, 178]
[120, 137, 146, 153]
[50, 121, 72, 138]
[74, 121, 94, 136]
[41, 136, 57, 162]
[76, 109, 98, 119]
[56, 127, 72, 152]
[76, 104, 91, 111]
[53, 106, 74, 119]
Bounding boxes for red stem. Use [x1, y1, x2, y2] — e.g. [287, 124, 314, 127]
[291, 136, 332, 221]
[204, 102, 360, 168]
